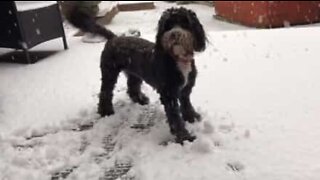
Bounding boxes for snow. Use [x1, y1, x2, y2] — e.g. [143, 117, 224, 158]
[15, 1, 57, 12]
[97, 1, 118, 17]
[1, 1, 320, 180]
[117, 1, 154, 5]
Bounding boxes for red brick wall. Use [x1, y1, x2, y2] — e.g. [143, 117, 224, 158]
[215, 1, 320, 28]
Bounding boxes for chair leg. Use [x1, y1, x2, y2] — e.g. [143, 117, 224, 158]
[62, 35, 68, 50]
[23, 48, 31, 64]
[56, 3, 68, 50]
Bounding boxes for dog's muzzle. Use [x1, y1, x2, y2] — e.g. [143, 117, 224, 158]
[161, 27, 194, 64]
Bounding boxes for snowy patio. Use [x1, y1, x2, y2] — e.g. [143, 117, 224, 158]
[1, 1, 320, 180]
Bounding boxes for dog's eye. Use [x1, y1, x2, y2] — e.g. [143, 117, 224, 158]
[164, 20, 174, 30]
[180, 23, 189, 29]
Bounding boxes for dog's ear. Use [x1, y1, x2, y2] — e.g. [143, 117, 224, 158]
[187, 10, 206, 52]
[156, 9, 171, 48]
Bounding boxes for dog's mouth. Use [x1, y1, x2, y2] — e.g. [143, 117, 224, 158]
[172, 45, 194, 64]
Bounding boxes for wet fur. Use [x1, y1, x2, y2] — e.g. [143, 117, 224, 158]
[67, 6, 206, 144]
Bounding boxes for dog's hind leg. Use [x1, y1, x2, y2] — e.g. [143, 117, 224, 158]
[126, 73, 149, 105]
[179, 67, 201, 123]
[98, 65, 121, 117]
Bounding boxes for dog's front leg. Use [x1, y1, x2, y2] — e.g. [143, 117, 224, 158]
[160, 93, 196, 144]
[179, 67, 201, 123]
[180, 85, 201, 123]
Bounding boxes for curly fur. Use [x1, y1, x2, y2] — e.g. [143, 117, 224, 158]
[67, 6, 207, 144]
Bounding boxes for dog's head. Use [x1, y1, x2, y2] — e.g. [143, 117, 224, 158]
[156, 7, 206, 62]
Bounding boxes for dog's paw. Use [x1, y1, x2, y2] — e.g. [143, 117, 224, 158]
[130, 93, 150, 105]
[171, 127, 196, 144]
[184, 111, 202, 123]
[98, 106, 115, 117]
[175, 131, 196, 144]
[193, 111, 202, 121]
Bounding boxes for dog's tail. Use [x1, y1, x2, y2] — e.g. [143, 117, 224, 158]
[66, 5, 117, 40]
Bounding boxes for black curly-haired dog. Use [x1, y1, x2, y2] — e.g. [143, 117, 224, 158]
[67, 6, 206, 143]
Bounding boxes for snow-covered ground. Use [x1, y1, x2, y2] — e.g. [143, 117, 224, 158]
[1, 1, 320, 180]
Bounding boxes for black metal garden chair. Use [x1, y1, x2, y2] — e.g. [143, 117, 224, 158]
[0, 1, 68, 64]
